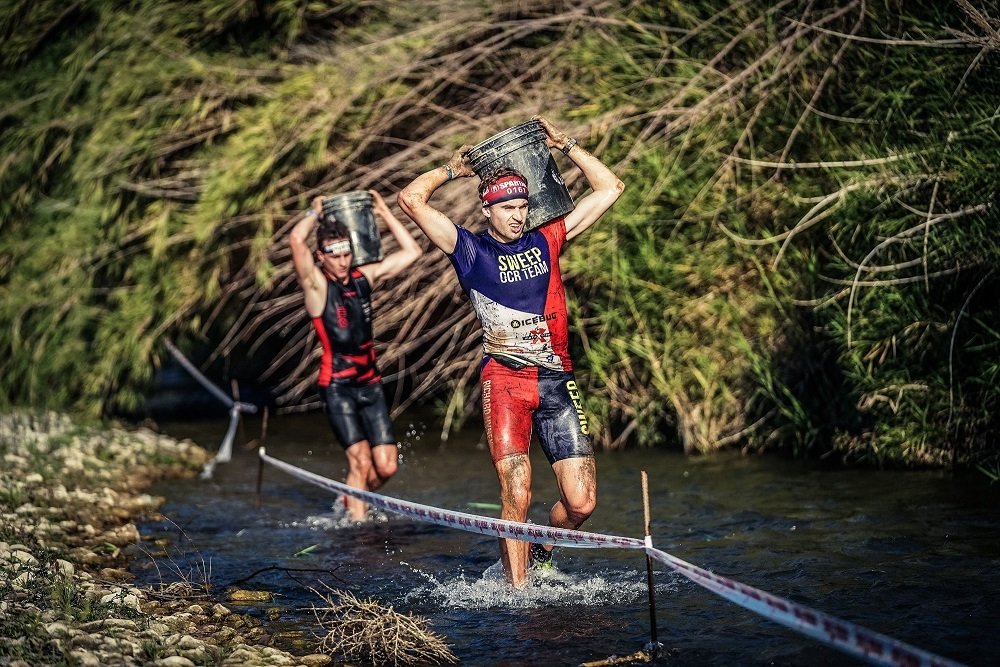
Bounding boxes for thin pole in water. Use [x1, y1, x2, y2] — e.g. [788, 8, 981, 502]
[231, 379, 247, 446]
[255, 406, 269, 510]
[641, 470, 658, 646]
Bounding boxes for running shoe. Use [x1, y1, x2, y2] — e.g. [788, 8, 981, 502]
[529, 542, 554, 570]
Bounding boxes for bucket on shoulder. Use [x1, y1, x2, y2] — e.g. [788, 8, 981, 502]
[321, 191, 383, 267]
[465, 119, 575, 231]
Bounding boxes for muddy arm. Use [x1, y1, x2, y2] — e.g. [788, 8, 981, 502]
[534, 115, 625, 241]
[397, 145, 475, 254]
[359, 190, 424, 286]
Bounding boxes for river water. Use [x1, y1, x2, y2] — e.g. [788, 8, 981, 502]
[131, 409, 998, 666]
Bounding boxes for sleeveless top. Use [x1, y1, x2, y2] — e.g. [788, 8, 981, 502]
[446, 217, 571, 371]
[311, 269, 380, 386]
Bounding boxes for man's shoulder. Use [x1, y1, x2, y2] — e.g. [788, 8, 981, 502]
[457, 224, 489, 241]
[350, 269, 373, 294]
[449, 224, 491, 256]
[537, 216, 567, 239]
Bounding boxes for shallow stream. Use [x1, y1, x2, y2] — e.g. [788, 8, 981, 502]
[132, 410, 999, 666]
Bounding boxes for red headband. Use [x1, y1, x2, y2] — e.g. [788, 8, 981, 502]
[482, 175, 529, 206]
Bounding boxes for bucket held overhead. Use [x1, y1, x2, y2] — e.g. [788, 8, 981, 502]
[321, 191, 383, 267]
[466, 119, 575, 230]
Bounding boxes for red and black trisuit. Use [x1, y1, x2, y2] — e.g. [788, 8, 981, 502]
[311, 269, 395, 449]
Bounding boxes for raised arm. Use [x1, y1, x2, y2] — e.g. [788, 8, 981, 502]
[396, 145, 475, 254]
[359, 190, 424, 286]
[288, 196, 327, 316]
[534, 115, 625, 241]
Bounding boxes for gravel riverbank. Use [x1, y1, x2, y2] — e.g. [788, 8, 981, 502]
[0, 411, 331, 667]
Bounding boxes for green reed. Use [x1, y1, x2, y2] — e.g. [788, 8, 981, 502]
[1, 1, 996, 475]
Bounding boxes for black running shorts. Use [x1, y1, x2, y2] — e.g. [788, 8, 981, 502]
[319, 382, 396, 449]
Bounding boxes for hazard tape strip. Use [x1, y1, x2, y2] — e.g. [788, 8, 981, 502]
[260, 448, 639, 550]
[165, 339, 256, 479]
[259, 448, 964, 667]
[164, 340, 257, 414]
[642, 547, 963, 667]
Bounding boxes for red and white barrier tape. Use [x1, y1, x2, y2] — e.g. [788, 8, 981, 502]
[164, 340, 256, 414]
[259, 448, 964, 667]
[642, 547, 962, 667]
[260, 448, 638, 549]
[164, 339, 256, 479]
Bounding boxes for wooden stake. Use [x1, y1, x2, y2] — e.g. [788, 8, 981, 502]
[231, 378, 248, 447]
[641, 470, 658, 646]
[255, 406, 269, 509]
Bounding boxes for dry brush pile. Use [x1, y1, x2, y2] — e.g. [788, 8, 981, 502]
[309, 584, 457, 666]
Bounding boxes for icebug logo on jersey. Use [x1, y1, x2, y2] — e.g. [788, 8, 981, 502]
[510, 312, 556, 328]
[566, 380, 590, 435]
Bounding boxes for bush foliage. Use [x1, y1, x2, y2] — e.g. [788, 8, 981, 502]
[1, 1, 997, 474]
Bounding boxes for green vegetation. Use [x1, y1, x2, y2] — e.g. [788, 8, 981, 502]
[555, 2, 1000, 474]
[1, 1, 997, 474]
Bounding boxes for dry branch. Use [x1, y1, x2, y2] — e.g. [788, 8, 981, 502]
[309, 584, 457, 666]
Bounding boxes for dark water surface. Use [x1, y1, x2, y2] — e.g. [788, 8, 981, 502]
[132, 410, 999, 666]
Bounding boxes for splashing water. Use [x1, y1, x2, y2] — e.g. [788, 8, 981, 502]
[284, 495, 391, 530]
[140, 412, 999, 665]
[400, 558, 667, 610]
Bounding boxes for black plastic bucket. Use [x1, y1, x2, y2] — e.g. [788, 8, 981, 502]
[321, 191, 383, 267]
[465, 119, 575, 230]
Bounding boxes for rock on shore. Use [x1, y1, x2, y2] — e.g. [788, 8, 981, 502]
[0, 411, 331, 667]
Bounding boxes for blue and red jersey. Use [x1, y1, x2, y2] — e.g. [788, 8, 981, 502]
[447, 217, 571, 371]
[311, 269, 381, 387]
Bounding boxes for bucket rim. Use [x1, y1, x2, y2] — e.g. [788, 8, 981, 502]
[324, 190, 372, 202]
[467, 133, 548, 167]
[322, 190, 373, 212]
[466, 119, 545, 158]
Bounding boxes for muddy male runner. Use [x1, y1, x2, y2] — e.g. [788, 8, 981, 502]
[398, 115, 624, 587]
[289, 190, 422, 521]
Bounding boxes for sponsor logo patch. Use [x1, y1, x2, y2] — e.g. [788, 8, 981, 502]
[566, 380, 590, 435]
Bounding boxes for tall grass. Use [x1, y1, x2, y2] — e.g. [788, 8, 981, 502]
[1, 1, 996, 473]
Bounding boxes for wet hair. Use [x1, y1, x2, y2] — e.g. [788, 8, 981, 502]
[478, 166, 528, 202]
[316, 215, 349, 246]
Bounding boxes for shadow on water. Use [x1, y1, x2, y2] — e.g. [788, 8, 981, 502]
[131, 409, 1000, 666]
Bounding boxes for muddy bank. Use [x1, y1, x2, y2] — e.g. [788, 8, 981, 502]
[0, 410, 330, 667]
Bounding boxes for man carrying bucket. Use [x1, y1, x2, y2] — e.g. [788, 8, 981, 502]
[398, 115, 624, 587]
[289, 190, 423, 521]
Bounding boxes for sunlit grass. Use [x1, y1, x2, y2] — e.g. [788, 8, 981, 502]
[1, 0, 997, 474]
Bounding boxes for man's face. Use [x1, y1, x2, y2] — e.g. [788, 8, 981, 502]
[317, 238, 353, 282]
[484, 198, 529, 243]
